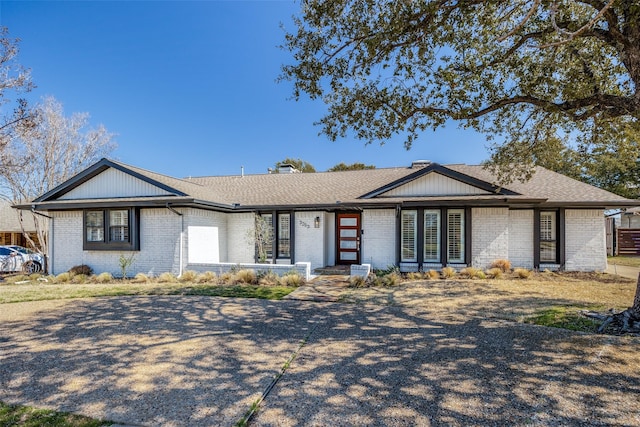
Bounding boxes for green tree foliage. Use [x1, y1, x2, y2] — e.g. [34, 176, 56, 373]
[281, 1, 640, 184]
[274, 157, 316, 173]
[328, 162, 375, 171]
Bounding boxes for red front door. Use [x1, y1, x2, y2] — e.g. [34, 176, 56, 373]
[337, 213, 361, 264]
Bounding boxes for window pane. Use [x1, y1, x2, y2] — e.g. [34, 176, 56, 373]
[340, 251, 357, 261]
[256, 214, 273, 260]
[278, 213, 290, 258]
[401, 211, 417, 262]
[86, 211, 104, 242]
[540, 212, 557, 262]
[109, 210, 129, 242]
[447, 210, 465, 263]
[424, 210, 441, 262]
[339, 217, 357, 227]
[340, 229, 357, 238]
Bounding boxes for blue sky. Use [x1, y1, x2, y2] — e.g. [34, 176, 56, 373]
[1, 0, 490, 178]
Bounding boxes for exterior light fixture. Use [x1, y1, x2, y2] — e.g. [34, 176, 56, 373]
[314, 216, 321, 228]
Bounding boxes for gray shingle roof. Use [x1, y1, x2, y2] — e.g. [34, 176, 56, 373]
[25, 159, 639, 210]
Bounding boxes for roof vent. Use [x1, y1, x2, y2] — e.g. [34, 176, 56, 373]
[411, 160, 431, 169]
[277, 164, 300, 174]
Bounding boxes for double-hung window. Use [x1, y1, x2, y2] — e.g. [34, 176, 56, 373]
[83, 208, 139, 250]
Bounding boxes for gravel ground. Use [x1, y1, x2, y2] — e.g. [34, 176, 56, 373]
[1, 295, 639, 426]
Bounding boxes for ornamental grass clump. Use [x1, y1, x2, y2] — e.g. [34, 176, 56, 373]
[219, 272, 234, 284]
[196, 271, 217, 284]
[258, 271, 279, 286]
[406, 271, 424, 281]
[132, 273, 151, 283]
[157, 272, 177, 283]
[514, 268, 533, 279]
[94, 272, 113, 283]
[54, 272, 71, 283]
[427, 269, 440, 280]
[179, 270, 198, 283]
[71, 274, 89, 284]
[486, 267, 504, 279]
[279, 272, 305, 287]
[441, 267, 456, 279]
[460, 267, 482, 279]
[349, 275, 367, 288]
[235, 269, 257, 284]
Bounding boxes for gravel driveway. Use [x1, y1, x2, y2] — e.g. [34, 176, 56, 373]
[1, 296, 639, 426]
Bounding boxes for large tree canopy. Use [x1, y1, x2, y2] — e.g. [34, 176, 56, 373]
[281, 0, 640, 184]
[0, 27, 34, 165]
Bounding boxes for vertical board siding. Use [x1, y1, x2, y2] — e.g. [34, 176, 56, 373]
[384, 172, 490, 196]
[59, 168, 174, 199]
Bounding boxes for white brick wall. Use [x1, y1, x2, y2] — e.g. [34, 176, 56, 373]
[471, 208, 509, 269]
[184, 209, 228, 265]
[226, 212, 255, 263]
[50, 209, 182, 276]
[508, 210, 534, 269]
[361, 209, 396, 269]
[294, 211, 325, 270]
[565, 209, 606, 271]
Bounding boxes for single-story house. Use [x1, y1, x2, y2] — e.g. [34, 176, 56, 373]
[14, 158, 638, 277]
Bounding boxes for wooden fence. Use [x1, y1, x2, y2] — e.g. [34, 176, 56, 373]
[617, 228, 640, 255]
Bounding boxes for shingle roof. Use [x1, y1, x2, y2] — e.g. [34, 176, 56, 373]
[25, 159, 638, 210]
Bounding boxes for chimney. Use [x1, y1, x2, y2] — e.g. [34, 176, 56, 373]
[411, 160, 431, 169]
[278, 164, 300, 174]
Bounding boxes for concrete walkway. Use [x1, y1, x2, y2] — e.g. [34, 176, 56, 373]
[606, 263, 640, 280]
[1, 296, 639, 426]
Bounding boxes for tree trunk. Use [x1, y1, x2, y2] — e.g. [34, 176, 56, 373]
[630, 273, 640, 318]
[592, 273, 640, 333]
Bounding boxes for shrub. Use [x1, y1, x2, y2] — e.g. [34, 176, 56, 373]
[54, 272, 71, 283]
[69, 265, 93, 276]
[235, 269, 257, 284]
[475, 270, 486, 279]
[94, 272, 113, 283]
[514, 268, 533, 279]
[258, 271, 279, 286]
[441, 267, 456, 279]
[157, 272, 177, 283]
[179, 270, 198, 283]
[486, 268, 504, 279]
[427, 269, 440, 280]
[279, 272, 305, 287]
[490, 259, 511, 273]
[349, 275, 367, 287]
[375, 265, 400, 276]
[132, 273, 151, 283]
[196, 271, 217, 284]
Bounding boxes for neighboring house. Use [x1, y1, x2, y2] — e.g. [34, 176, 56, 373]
[13, 158, 638, 276]
[0, 199, 40, 249]
[620, 207, 640, 229]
